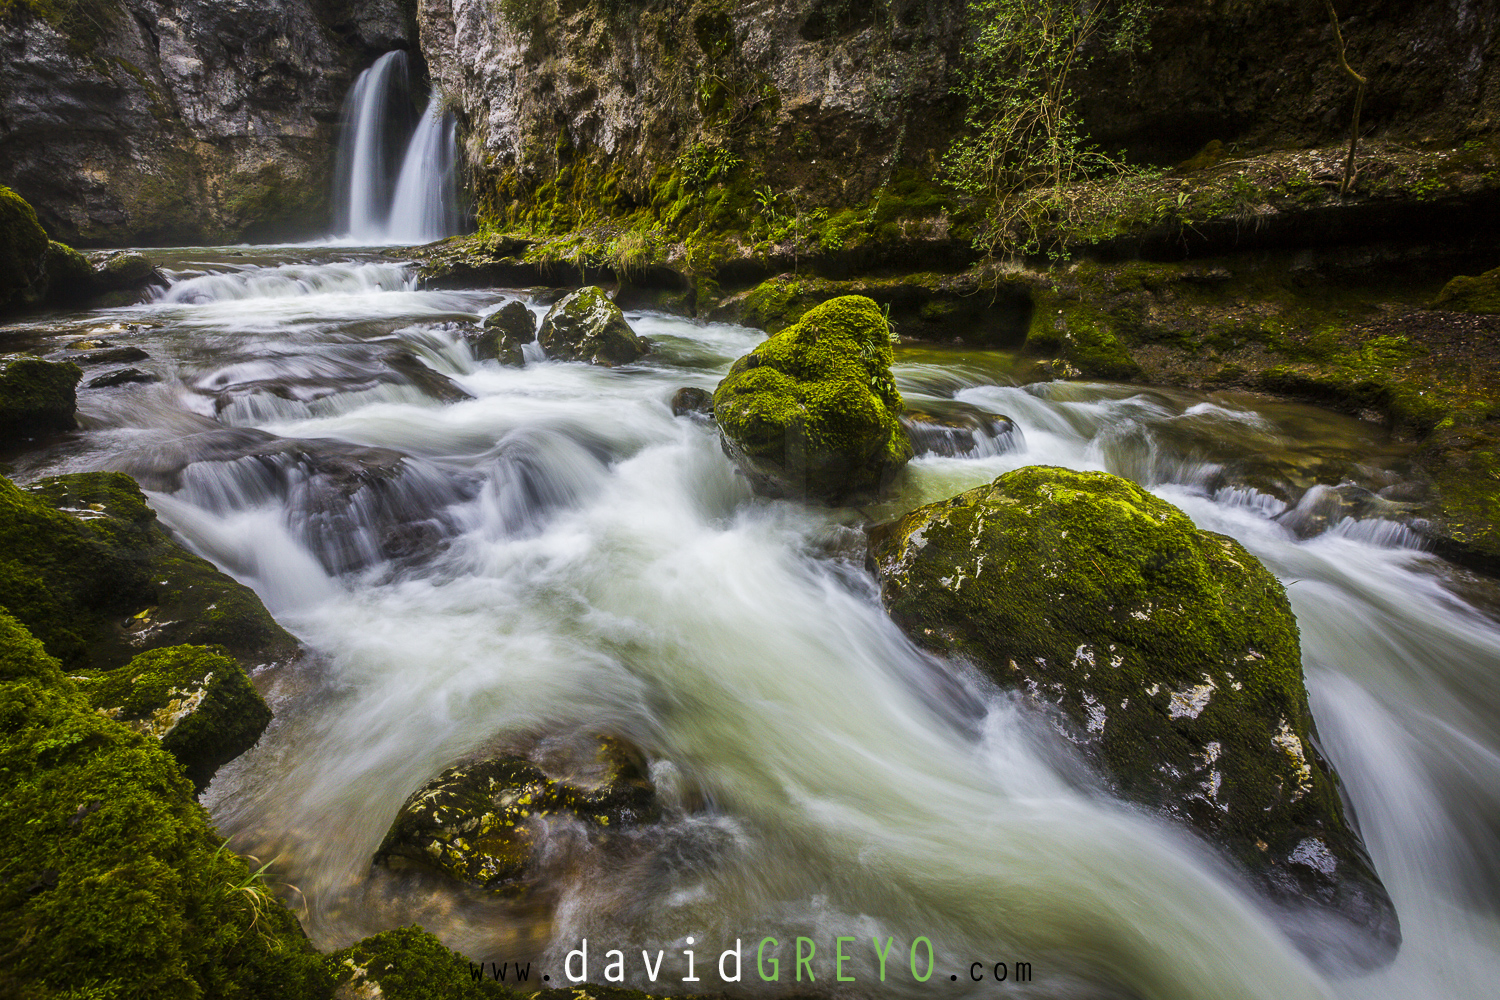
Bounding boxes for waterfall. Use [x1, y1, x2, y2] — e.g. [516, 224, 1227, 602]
[332, 52, 462, 245]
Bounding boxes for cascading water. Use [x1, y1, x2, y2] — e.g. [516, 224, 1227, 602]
[332, 52, 463, 245]
[12, 249, 1500, 1000]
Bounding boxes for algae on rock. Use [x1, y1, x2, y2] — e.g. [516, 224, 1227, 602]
[714, 295, 912, 503]
[871, 466, 1399, 968]
[0, 358, 82, 437]
[81, 644, 273, 793]
[375, 736, 660, 893]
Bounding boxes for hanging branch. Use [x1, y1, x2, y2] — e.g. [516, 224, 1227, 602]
[1325, 1, 1367, 196]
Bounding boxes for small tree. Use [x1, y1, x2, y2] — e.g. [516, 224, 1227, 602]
[944, 0, 1154, 258]
[1324, 1, 1367, 196]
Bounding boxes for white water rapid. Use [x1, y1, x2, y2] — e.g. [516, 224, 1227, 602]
[15, 250, 1500, 1000]
[332, 52, 462, 245]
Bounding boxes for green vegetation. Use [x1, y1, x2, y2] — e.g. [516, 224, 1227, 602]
[714, 295, 912, 503]
[81, 645, 274, 793]
[943, 0, 1155, 258]
[0, 611, 331, 1000]
[1, 185, 50, 312]
[0, 359, 81, 437]
[0, 472, 299, 672]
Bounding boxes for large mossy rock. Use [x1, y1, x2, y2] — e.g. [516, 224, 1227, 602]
[0, 611, 332, 1000]
[0, 358, 82, 437]
[0, 472, 299, 673]
[871, 466, 1399, 968]
[476, 300, 537, 366]
[1, 185, 50, 314]
[713, 295, 912, 503]
[537, 286, 648, 366]
[375, 737, 660, 893]
[1429, 265, 1500, 313]
[80, 645, 273, 794]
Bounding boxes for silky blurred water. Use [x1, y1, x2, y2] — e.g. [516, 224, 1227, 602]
[8, 251, 1498, 999]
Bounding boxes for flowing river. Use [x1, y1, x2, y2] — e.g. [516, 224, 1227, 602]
[4, 249, 1498, 1000]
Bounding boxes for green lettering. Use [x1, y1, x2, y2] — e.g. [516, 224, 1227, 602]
[835, 937, 855, 982]
[872, 936, 895, 981]
[795, 937, 816, 982]
[757, 938, 779, 981]
[910, 937, 933, 982]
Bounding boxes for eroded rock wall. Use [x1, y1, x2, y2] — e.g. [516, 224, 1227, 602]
[416, 0, 1500, 229]
[0, 0, 416, 245]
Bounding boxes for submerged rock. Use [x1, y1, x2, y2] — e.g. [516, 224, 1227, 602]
[901, 407, 1022, 458]
[383, 349, 475, 403]
[0, 471, 300, 673]
[80, 644, 272, 794]
[375, 736, 660, 893]
[0, 357, 81, 437]
[87, 367, 160, 389]
[714, 295, 912, 503]
[670, 385, 714, 417]
[871, 466, 1399, 968]
[537, 287, 648, 366]
[476, 300, 537, 366]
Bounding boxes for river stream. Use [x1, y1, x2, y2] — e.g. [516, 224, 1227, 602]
[4, 249, 1498, 1000]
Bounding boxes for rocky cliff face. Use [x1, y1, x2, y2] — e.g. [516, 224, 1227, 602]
[415, 0, 1500, 231]
[0, 0, 416, 245]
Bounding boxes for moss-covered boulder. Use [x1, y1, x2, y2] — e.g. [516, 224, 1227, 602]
[0, 472, 299, 673]
[537, 286, 648, 366]
[375, 736, 660, 893]
[0, 611, 331, 1000]
[713, 295, 912, 503]
[871, 467, 1399, 968]
[1429, 265, 1500, 313]
[477, 300, 537, 366]
[1, 185, 50, 314]
[80, 645, 273, 794]
[42, 240, 99, 304]
[0, 358, 82, 437]
[328, 925, 508, 999]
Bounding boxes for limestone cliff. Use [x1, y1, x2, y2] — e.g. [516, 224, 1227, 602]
[0, 0, 416, 245]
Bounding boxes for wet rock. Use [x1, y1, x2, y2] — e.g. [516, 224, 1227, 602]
[870, 466, 1400, 969]
[86, 367, 159, 389]
[475, 300, 536, 366]
[375, 736, 660, 893]
[383, 349, 475, 403]
[714, 295, 912, 503]
[54, 345, 151, 366]
[89, 250, 157, 289]
[79, 644, 272, 793]
[0, 357, 81, 436]
[538, 287, 649, 367]
[901, 407, 1022, 458]
[2, 471, 300, 673]
[670, 386, 714, 417]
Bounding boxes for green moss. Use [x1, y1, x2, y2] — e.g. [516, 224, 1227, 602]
[0, 359, 81, 437]
[0, 611, 330, 1000]
[714, 295, 911, 502]
[1429, 266, 1500, 313]
[328, 926, 505, 1000]
[1025, 283, 1143, 380]
[80, 645, 273, 793]
[1, 185, 50, 313]
[872, 467, 1394, 942]
[376, 737, 659, 893]
[42, 240, 97, 304]
[0, 472, 298, 673]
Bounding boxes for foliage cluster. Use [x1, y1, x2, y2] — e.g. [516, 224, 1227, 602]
[944, 0, 1155, 258]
